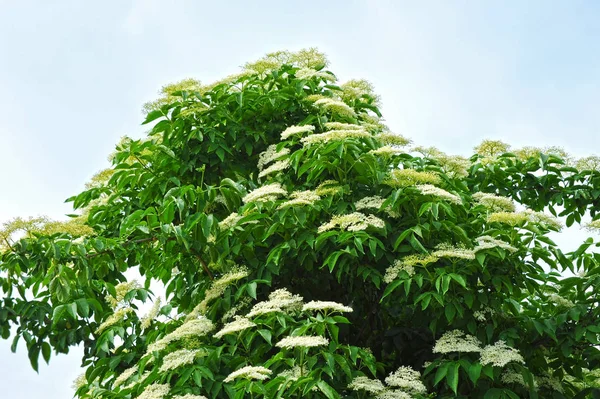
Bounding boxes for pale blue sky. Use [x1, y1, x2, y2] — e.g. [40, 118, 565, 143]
[1, 1, 599, 397]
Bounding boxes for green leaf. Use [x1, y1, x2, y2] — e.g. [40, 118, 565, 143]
[446, 362, 460, 394]
[316, 380, 339, 399]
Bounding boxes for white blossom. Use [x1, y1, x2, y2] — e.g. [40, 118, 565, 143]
[433, 330, 482, 354]
[318, 212, 385, 233]
[348, 376, 385, 393]
[96, 307, 133, 334]
[479, 340, 524, 367]
[136, 383, 171, 399]
[257, 145, 290, 170]
[171, 395, 208, 399]
[224, 366, 272, 383]
[218, 212, 243, 230]
[280, 124, 315, 140]
[313, 98, 356, 118]
[141, 298, 162, 330]
[385, 366, 427, 394]
[301, 129, 370, 145]
[146, 317, 214, 353]
[275, 335, 329, 349]
[246, 288, 303, 318]
[472, 192, 515, 212]
[159, 349, 207, 372]
[432, 243, 476, 260]
[384, 259, 415, 283]
[243, 183, 287, 203]
[324, 122, 363, 130]
[258, 159, 290, 178]
[277, 190, 320, 209]
[295, 68, 336, 81]
[302, 301, 353, 313]
[214, 317, 256, 338]
[114, 365, 138, 387]
[548, 293, 575, 308]
[474, 236, 517, 253]
[416, 184, 462, 205]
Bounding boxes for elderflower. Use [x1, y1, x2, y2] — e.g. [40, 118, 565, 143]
[480, 341, 524, 367]
[96, 307, 133, 334]
[277, 190, 320, 209]
[370, 146, 403, 156]
[246, 288, 303, 318]
[172, 395, 208, 399]
[488, 210, 562, 230]
[585, 219, 600, 231]
[275, 335, 329, 349]
[302, 301, 353, 313]
[416, 184, 462, 205]
[218, 212, 242, 230]
[384, 259, 415, 283]
[257, 145, 290, 170]
[280, 124, 316, 140]
[214, 317, 256, 338]
[548, 293, 575, 308]
[324, 122, 363, 130]
[146, 317, 214, 353]
[315, 180, 344, 196]
[536, 374, 564, 393]
[355, 196, 385, 211]
[301, 129, 371, 145]
[384, 169, 441, 187]
[473, 307, 495, 322]
[433, 330, 482, 353]
[313, 98, 356, 118]
[137, 383, 171, 399]
[348, 376, 385, 393]
[243, 183, 287, 203]
[278, 366, 305, 381]
[432, 243, 476, 260]
[72, 373, 87, 391]
[385, 366, 427, 394]
[474, 236, 517, 253]
[106, 280, 141, 309]
[472, 192, 515, 212]
[376, 390, 412, 399]
[113, 365, 138, 388]
[501, 370, 531, 388]
[376, 133, 411, 147]
[224, 366, 272, 383]
[318, 212, 385, 233]
[159, 349, 206, 372]
[295, 68, 336, 81]
[141, 298, 162, 330]
[258, 159, 290, 178]
[188, 266, 249, 318]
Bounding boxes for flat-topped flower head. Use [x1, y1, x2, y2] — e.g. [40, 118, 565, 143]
[548, 293, 575, 308]
[295, 68, 336, 81]
[318, 212, 385, 233]
[218, 212, 242, 230]
[376, 390, 412, 399]
[224, 366, 272, 383]
[96, 307, 133, 334]
[301, 129, 370, 145]
[376, 133, 411, 147]
[159, 349, 207, 372]
[257, 145, 290, 170]
[479, 340, 524, 367]
[472, 192, 515, 212]
[302, 301, 353, 313]
[276, 335, 329, 349]
[146, 317, 214, 353]
[171, 395, 208, 399]
[214, 317, 256, 338]
[313, 98, 356, 118]
[280, 124, 315, 140]
[384, 259, 415, 283]
[277, 190, 320, 209]
[385, 366, 427, 394]
[246, 288, 303, 318]
[243, 183, 287, 203]
[474, 236, 517, 253]
[432, 243, 476, 260]
[384, 169, 441, 187]
[113, 365, 139, 388]
[370, 146, 403, 157]
[433, 330, 482, 354]
[324, 122, 363, 130]
[258, 159, 290, 178]
[416, 184, 462, 205]
[137, 383, 171, 399]
[348, 376, 385, 393]
[141, 297, 162, 330]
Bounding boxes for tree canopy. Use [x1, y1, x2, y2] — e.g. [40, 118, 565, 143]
[1, 48, 600, 399]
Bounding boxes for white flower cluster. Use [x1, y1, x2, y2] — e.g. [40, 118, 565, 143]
[433, 330, 482, 353]
[218, 212, 242, 230]
[243, 183, 287, 203]
[172, 395, 208, 399]
[488, 210, 563, 230]
[300, 129, 371, 145]
[113, 365, 138, 388]
[473, 307, 495, 322]
[188, 266, 250, 318]
[349, 365, 426, 398]
[324, 122, 363, 130]
[384, 259, 415, 283]
[258, 159, 290, 178]
[585, 219, 600, 231]
[313, 98, 356, 118]
[141, 297, 162, 330]
[278, 365, 305, 381]
[416, 184, 462, 205]
[159, 348, 206, 372]
[257, 144, 290, 170]
[384, 169, 441, 188]
[146, 317, 214, 353]
[295, 67, 336, 81]
[355, 196, 385, 211]
[96, 307, 133, 334]
[432, 243, 476, 260]
[369, 146, 403, 157]
[474, 236, 517, 253]
[275, 335, 329, 349]
[318, 212, 386, 233]
[536, 374, 564, 393]
[472, 192, 515, 212]
[377, 133, 411, 147]
[214, 316, 256, 338]
[315, 180, 344, 196]
[224, 366, 272, 383]
[548, 293, 575, 308]
[479, 340, 525, 367]
[277, 190, 321, 209]
[137, 383, 171, 399]
[246, 288, 303, 318]
[302, 300, 353, 313]
[280, 124, 315, 140]
[501, 370, 530, 388]
[385, 366, 427, 394]
[106, 280, 141, 309]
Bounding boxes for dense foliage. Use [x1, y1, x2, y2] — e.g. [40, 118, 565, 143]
[2, 49, 600, 399]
